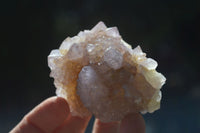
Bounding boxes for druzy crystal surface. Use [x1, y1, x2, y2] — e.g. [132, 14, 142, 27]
[48, 22, 166, 122]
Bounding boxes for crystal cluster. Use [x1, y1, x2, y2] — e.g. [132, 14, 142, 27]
[48, 22, 166, 122]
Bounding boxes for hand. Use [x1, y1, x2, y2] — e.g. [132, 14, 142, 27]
[10, 96, 145, 133]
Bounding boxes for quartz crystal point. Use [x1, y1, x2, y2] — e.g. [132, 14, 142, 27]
[48, 21, 166, 122]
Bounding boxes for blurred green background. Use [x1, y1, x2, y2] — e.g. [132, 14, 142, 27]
[1, 0, 200, 132]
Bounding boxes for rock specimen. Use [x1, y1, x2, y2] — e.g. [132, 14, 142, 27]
[48, 22, 166, 122]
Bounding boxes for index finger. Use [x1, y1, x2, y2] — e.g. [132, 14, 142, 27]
[10, 96, 70, 133]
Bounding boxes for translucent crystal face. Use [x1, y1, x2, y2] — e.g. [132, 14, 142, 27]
[48, 21, 166, 122]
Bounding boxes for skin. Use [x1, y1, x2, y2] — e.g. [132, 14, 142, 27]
[10, 96, 145, 133]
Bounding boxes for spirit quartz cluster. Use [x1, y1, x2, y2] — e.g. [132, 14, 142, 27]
[48, 22, 166, 122]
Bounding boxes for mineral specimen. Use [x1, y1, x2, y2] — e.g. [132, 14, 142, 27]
[48, 21, 166, 122]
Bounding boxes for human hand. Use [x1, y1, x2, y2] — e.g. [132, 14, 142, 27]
[10, 96, 145, 133]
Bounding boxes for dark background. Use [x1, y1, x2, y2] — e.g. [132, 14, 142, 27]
[1, 0, 200, 132]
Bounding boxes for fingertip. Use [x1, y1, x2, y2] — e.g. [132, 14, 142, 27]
[120, 113, 145, 133]
[92, 119, 120, 133]
[41, 96, 70, 112]
[25, 96, 70, 132]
